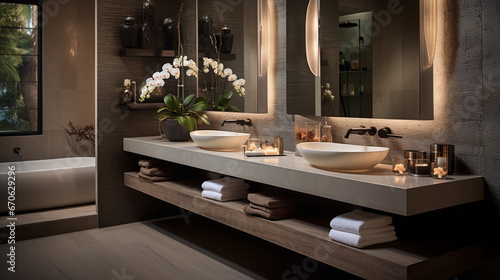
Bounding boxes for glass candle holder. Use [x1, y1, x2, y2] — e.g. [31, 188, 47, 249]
[305, 122, 320, 142]
[410, 159, 430, 176]
[431, 157, 448, 179]
[392, 159, 408, 175]
[247, 138, 260, 151]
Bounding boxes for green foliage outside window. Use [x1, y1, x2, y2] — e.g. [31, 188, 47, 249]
[0, 2, 39, 134]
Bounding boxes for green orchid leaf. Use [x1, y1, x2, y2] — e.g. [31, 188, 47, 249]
[183, 94, 195, 107]
[177, 116, 195, 132]
[227, 105, 240, 112]
[194, 112, 211, 125]
[222, 91, 233, 100]
[190, 98, 209, 112]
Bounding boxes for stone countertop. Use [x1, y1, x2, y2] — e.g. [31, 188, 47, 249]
[124, 136, 484, 216]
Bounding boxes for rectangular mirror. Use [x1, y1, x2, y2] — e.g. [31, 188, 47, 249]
[196, 0, 268, 113]
[287, 0, 434, 120]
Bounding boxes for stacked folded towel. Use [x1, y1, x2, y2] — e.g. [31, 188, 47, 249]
[201, 177, 249, 202]
[328, 210, 397, 248]
[138, 159, 177, 182]
[244, 190, 300, 220]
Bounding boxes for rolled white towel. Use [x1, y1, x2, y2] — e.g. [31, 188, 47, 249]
[329, 210, 393, 234]
[328, 229, 397, 248]
[201, 190, 248, 202]
[201, 177, 249, 193]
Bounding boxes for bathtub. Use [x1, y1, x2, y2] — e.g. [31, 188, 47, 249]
[0, 157, 95, 214]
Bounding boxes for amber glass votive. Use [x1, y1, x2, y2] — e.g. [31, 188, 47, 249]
[247, 138, 260, 151]
[431, 157, 448, 179]
[392, 159, 408, 175]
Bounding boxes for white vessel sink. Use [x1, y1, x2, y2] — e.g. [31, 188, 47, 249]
[190, 130, 250, 151]
[296, 142, 389, 171]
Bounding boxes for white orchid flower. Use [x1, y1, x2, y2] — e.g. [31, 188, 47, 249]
[146, 78, 155, 87]
[162, 63, 173, 72]
[210, 61, 218, 69]
[186, 69, 197, 77]
[173, 58, 180, 67]
[169, 68, 180, 78]
[154, 78, 165, 87]
[223, 68, 233, 76]
[159, 71, 170, 79]
[228, 74, 237, 82]
[238, 79, 246, 86]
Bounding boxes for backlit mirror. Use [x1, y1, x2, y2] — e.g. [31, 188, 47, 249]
[196, 0, 268, 113]
[287, 0, 434, 120]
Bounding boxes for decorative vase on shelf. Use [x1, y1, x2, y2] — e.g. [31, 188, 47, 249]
[198, 15, 215, 53]
[219, 25, 234, 54]
[163, 17, 175, 50]
[162, 119, 191, 142]
[120, 15, 139, 48]
[141, 0, 162, 49]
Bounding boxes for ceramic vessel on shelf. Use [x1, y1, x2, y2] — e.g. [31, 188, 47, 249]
[296, 142, 389, 171]
[190, 130, 250, 151]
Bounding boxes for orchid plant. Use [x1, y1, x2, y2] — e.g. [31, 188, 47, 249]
[139, 56, 245, 112]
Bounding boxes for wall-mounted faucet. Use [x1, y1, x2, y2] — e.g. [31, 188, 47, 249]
[344, 126, 377, 139]
[13, 147, 22, 157]
[221, 118, 253, 127]
[378, 127, 403, 138]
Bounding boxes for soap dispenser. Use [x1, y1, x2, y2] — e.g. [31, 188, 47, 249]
[321, 119, 332, 142]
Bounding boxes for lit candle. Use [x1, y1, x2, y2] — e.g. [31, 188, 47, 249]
[264, 148, 279, 156]
[245, 148, 265, 156]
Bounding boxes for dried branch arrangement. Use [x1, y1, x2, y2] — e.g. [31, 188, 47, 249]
[65, 121, 95, 147]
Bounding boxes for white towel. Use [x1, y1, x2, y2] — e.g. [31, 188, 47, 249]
[329, 210, 393, 234]
[201, 177, 249, 193]
[328, 229, 397, 248]
[201, 190, 248, 202]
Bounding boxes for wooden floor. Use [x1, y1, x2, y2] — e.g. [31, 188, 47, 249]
[0, 215, 362, 280]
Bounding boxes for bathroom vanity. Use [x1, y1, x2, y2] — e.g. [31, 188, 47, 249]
[123, 136, 484, 280]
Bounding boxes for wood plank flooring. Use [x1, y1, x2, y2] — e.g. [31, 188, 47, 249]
[0, 215, 361, 280]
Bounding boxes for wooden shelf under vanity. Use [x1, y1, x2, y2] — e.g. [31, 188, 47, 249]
[124, 172, 483, 280]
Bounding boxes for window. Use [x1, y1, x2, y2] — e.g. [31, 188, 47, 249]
[0, 0, 42, 136]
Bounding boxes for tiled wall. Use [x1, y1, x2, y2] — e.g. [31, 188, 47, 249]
[96, 0, 194, 227]
[0, 0, 95, 162]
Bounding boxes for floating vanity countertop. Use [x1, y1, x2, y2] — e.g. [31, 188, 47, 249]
[124, 136, 484, 216]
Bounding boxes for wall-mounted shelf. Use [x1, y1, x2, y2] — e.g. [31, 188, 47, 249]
[199, 52, 236, 60]
[124, 171, 483, 280]
[124, 102, 164, 110]
[119, 48, 175, 57]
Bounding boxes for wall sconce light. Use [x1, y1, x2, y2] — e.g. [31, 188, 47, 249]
[258, 0, 270, 77]
[305, 0, 320, 76]
[424, 0, 437, 68]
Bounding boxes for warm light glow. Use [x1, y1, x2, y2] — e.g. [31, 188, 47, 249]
[424, 0, 437, 67]
[305, 0, 320, 76]
[259, 0, 270, 77]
